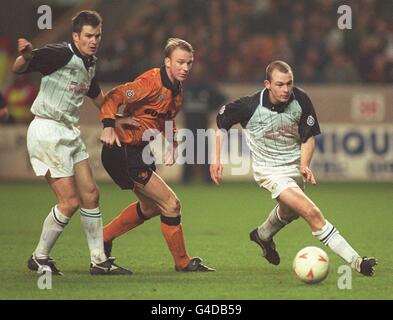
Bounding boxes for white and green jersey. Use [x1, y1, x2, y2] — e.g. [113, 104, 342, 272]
[21, 42, 101, 127]
[216, 87, 321, 174]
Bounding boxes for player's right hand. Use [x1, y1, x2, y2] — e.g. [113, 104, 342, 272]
[100, 127, 121, 147]
[17, 38, 33, 60]
[300, 165, 317, 185]
[210, 163, 223, 185]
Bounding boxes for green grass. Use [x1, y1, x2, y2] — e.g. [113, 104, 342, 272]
[0, 181, 392, 300]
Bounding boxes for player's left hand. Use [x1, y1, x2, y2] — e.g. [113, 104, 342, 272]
[300, 166, 316, 185]
[210, 163, 223, 185]
[164, 143, 178, 166]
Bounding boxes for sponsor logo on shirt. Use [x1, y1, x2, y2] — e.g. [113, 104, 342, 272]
[144, 108, 173, 120]
[68, 81, 89, 94]
[265, 124, 298, 141]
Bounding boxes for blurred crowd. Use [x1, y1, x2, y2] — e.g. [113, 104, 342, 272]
[1, 0, 392, 106]
[97, 0, 393, 83]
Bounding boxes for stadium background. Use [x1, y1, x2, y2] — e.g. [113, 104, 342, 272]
[0, 0, 392, 300]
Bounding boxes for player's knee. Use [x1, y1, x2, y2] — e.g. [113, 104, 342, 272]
[172, 198, 181, 213]
[90, 187, 100, 205]
[162, 196, 181, 216]
[81, 186, 100, 207]
[61, 197, 80, 214]
[305, 206, 323, 224]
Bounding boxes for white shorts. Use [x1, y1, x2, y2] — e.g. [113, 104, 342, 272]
[254, 167, 304, 199]
[27, 117, 89, 178]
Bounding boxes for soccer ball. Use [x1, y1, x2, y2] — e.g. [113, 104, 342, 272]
[293, 246, 329, 284]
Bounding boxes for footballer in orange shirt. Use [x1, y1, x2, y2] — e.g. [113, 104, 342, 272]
[100, 38, 215, 272]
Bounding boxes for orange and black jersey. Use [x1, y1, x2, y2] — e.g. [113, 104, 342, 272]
[100, 67, 182, 145]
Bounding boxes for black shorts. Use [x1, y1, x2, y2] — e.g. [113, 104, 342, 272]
[101, 143, 156, 190]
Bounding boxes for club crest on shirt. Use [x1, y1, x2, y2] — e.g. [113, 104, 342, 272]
[307, 115, 315, 126]
[126, 90, 134, 98]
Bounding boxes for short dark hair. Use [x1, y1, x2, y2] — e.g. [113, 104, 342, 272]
[266, 60, 293, 81]
[72, 10, 102, 33]
[164, 38, 194, 58]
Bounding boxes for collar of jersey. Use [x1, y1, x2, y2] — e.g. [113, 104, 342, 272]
[69, 42, 97, 70]
[160, 66, 181, 97]
[260, 88, 294, 113]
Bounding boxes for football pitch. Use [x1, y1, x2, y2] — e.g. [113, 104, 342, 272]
[0, 181, 391, 300]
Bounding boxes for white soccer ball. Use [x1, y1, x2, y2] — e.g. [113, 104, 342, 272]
[293, 246, 330, 284]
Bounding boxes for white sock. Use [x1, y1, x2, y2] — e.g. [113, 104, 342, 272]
[80, 207, 107, 264]
[312, 220, 359, 264]
[34, 206, 69, 259]
[257, 205, 289, 241]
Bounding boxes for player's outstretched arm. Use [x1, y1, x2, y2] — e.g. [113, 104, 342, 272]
[12, 38, 33, 74]
[300, 136, 317, 185]
[210, 129, 224, 185]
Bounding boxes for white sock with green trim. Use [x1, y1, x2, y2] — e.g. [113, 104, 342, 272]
[80, 207, 107, 264]
[35, 206, 69, 259]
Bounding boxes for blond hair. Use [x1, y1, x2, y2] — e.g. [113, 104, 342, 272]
[164, 38, 194, 58]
